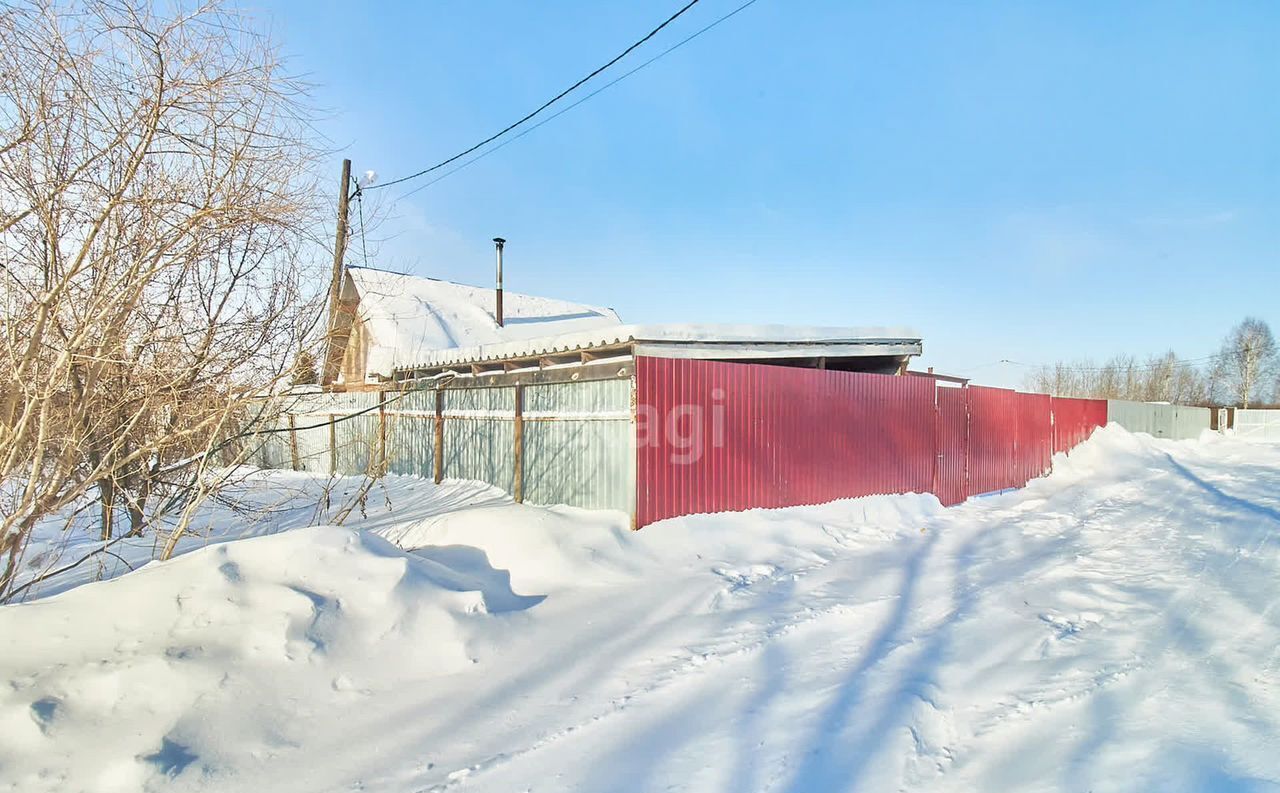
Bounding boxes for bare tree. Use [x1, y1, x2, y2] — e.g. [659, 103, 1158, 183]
[1025, 351, 1210, 404]
[0, 0, 327, 598]
[1213, 318, 1278, 409]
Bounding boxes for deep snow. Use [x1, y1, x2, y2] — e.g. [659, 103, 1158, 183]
[3, 427, 1280, 792]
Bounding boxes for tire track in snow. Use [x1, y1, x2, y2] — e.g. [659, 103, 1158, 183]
[412, 556, 920, 792]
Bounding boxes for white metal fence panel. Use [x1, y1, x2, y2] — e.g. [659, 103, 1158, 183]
[1106, 400, 1211, 440]
[1234, 409, 1280, 443]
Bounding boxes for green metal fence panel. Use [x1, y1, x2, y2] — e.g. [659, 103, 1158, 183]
[443, 386, 516, 492]
[253, 379, 634, 513]
[386, 388, 437, 479]
[522, 379, 633, 512]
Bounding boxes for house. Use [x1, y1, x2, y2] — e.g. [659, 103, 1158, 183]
[269, 256, 1194, 528]
[301, 259, 933, 527]
[322, 265, 924, 388]
[324, 266, 622, 386]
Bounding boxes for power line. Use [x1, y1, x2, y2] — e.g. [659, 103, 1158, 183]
[356, 190, 370, 268]
[997, 351, 1232, 373]
[393, 0, 763, 202]
[366, 0, 704, 193]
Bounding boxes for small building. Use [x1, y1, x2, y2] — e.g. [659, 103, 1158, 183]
[292, 263, 935, 527]
[325, 266, 621, 386]
[324, 266, 922, 386]
[263, 260, 1199, 528]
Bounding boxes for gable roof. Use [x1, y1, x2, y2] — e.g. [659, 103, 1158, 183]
[345, 267, 621, 377]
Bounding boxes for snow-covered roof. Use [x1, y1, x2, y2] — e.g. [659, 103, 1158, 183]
[346, 267, 621, 377]
[395, 322, 923, 376]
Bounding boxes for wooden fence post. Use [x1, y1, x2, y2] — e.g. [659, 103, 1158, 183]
[377, 391, 388, 476]
[287, 413, 300, 471]
[328, 416, 337, 474]
[433, 389, 444, 484]
[513, 384, 524, 503]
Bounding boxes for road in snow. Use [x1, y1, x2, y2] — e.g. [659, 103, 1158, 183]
[2, 427, 1280, 792]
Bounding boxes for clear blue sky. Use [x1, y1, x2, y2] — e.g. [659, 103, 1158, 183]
[261, 0, 1277, 387]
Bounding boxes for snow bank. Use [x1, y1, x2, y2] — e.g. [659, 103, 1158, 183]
[0, 526, 495, 792]
[373, 503, 645, 592]
[4, 427, 1280, 792]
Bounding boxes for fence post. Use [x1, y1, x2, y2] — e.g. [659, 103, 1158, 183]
[963, 387, 971, 500]
[931, 385, 940, 498]
[377, 391, 388, 477]
[433, 389, 444, 484]
[328, 416, 337, 474]
[287, 413, 300, 471]
[513, 384, 524, 503]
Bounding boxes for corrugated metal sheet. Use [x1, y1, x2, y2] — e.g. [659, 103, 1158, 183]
[1106, 400, 1210, 440]
[521, 379, 633, 512]
[1233, 409, 1280, 443]
[244, 392, 381, 473]
[254, 368, 1205, 526]
[252, 381, 633, 512]
[967, 387, 1020, 496]
[334, 413, 380, 475]
[397, 322, 922, 374]
[1051, 397, 1108, 454]
[635, 357, 937, 526]
[442, 386, 515, 492]
[387, 389, 436, 479]
[935, 387, 969, 506]
[1015, 392, 1054, 487]
[965, 387, 1055, 497]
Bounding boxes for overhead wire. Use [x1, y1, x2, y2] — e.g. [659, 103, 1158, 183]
[393, 0, 763, 202]
[996, 352, 1232, 373]
[365, 0, 705, 193]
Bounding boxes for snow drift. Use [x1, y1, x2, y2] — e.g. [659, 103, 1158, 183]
[3, 426, 1280, 792]
[0, 527, 507, 791]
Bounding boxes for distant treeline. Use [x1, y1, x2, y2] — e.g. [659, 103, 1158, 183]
[1025, 317, 1279, 409]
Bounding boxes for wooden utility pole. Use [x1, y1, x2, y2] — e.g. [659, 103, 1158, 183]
[322, 158, 353, 385]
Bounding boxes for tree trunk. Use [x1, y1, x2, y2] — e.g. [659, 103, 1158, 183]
[98, 477, 115, 541]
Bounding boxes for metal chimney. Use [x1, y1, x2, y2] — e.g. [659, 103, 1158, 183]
[492, 237, 505, 327]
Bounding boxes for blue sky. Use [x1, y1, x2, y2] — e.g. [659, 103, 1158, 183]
[261, 0, 1278, 387]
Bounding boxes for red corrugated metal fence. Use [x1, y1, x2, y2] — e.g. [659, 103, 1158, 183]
[635, 357, 1106, 527]
[1050, 396, 1108, 454]
[934, 387, 969, 506]
[635, 357, 936, 528]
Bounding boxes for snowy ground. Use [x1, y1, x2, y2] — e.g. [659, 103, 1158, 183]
[3, 427, 1280, 792]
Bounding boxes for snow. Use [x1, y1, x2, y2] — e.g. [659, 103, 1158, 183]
[345, 268, 621, 376]
[4, 427, 1280, 792]
[343, 267, 920, 377]
[394, 321, 923, 374]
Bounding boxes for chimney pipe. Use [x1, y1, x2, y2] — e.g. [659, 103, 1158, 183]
[492, 237, 505, 327]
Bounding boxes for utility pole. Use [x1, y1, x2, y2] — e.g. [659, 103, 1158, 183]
[322, 158, 352, 385]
